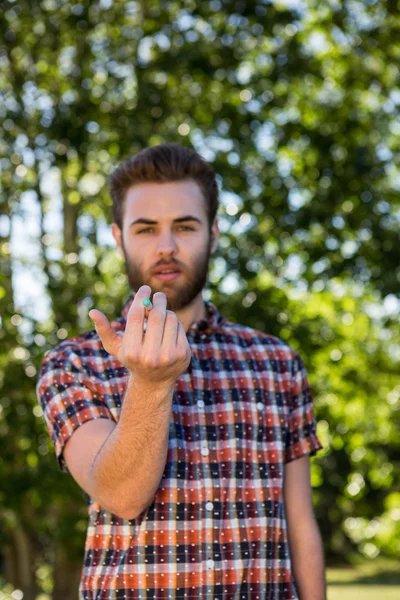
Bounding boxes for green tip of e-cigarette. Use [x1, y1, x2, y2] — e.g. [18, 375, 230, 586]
[142, 298, 151, 307]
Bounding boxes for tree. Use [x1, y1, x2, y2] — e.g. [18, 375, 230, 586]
[1, 0, 399, 596]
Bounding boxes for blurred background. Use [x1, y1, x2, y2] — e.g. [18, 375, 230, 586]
[0, 0, 399, 599]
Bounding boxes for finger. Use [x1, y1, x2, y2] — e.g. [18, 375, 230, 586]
[143, 297, 153, 320]
[124, 285, 152, 341]
[176, 320, 191, 362]
[89, 309, 122, 356]
[176, 319, 188, 348]
[143, 291, 167, 349]
[160, 310, 179, 350]
[143, 298, 153, 333]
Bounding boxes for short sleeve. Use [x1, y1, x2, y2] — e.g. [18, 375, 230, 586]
[284, 350, 323, 464]
[36, 346, 116, 474]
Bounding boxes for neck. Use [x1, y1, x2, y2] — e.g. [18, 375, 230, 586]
[175, 295, 207, 333]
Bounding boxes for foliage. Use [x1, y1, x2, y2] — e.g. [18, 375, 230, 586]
[0, 0, 399, 597]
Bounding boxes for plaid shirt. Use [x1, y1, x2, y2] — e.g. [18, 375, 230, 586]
[37, 295, 323, 600]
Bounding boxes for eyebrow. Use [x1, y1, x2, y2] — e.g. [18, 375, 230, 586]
[129, 215, 203, 227]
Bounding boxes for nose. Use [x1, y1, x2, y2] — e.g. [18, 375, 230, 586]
[156, 228, 178, 257]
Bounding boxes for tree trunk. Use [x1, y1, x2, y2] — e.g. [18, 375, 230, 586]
[52, 542, 83, 600]
[63, 191, 80, 255]
[3, 517, 39, 600]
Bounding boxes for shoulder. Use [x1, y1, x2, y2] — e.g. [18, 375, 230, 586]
[217, 319, 300, 362]
[38, 326, 106, 377]
[37, 313, 127, 382]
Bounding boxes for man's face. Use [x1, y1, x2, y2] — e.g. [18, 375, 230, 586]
[111, 179, 219, 312]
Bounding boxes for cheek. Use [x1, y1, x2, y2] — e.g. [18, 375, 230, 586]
[186, 247, 208, 268]
[123, 240, 146, 266]
[125, 233, 151, 253]
[184, 235, 208, 252]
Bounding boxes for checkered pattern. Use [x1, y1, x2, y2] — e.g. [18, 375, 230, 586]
[36, 295, 323, 600]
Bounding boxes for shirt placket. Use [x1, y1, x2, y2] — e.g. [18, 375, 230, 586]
[187, 330, 221, 596]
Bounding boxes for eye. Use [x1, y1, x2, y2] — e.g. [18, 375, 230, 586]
[136, 225, 195, 234]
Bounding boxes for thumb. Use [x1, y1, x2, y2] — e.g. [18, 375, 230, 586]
[89, 309, 122, 357]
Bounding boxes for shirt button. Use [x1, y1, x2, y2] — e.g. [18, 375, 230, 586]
[201, 448, 209, 456]
[257, 402, 264, 410]
[207, 559, 215, 569]
[197, 400, 205, 408]
[206, 502, 214, 511]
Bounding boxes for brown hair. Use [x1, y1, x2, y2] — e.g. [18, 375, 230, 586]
[109, 142, 219, 232]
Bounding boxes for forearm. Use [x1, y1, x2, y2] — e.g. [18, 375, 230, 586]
[89, 375, 174, 519]
[289, 517, 327, 600]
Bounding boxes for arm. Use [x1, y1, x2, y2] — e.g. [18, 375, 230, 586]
[283, 455, 327, 600]
[87, 286, 191, 520]
[89, 376, 174, 519]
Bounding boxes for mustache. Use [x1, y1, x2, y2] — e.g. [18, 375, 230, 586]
[153, 260, 183, 269]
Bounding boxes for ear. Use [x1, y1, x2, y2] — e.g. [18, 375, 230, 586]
[111, 223, 125, 260]
[210, 218, 219, 254]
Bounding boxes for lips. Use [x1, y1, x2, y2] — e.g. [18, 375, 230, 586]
[153, 272, 181, 281]
[153, 265, 181, 281]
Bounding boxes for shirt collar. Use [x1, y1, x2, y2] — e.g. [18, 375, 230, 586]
[120, 293, 226, 335]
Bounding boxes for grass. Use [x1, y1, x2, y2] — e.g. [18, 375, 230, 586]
[327, 557, 400, 600]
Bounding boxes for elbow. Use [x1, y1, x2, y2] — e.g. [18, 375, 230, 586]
[90, 476, 154, 520]
[94, 502, 141, 521]
[117, 506, 140, 520]
[89, 477, 146, 520]
[115, 497, 154, 520]
[117, 503, 148, 520]
[118, 493, 155, 520]
[92, 493, 144, 520]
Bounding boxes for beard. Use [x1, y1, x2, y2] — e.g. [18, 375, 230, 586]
[121, 234, 213, 312]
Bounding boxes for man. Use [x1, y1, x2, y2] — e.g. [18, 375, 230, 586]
[37, 142, 326, 600]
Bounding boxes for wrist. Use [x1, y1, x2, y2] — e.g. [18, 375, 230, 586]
[127, 373, 175, 395]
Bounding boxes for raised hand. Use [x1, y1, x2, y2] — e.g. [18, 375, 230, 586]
[88, 285, 191, 386]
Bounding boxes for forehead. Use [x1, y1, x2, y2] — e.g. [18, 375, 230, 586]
[123, 179, 206, 222]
